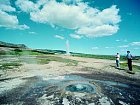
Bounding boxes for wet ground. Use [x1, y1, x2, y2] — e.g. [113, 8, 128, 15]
[0, 75, 140, 105]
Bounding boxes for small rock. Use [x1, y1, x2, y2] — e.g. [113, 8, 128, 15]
[88, 103, 95, 105]
[62, 98, 70, 105]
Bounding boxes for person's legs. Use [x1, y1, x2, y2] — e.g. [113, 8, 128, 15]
[118, 60, 120, 68]
[116, 60, 117, 67]
[128, 59, 132, 71]
[116, 60, 118, 68]
[116, 60, 120, 68]
[129, 60, 132, 71]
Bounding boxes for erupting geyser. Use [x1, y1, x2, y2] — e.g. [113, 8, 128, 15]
[66, 40, 70, 55]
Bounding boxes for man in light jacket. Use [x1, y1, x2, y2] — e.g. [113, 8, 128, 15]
[115, 53, 120, 68]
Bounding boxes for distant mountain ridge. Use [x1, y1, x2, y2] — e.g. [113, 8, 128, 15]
[0, 41, 139, 61]
[0, 41, 82, 55]
[36, 49, 66, 54]
[0, 41, 27, 48]
[0, 41, 67, 54]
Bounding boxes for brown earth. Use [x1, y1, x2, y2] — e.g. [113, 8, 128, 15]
[0, 55, 140, 85]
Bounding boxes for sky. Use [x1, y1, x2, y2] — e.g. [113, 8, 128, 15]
[0, 0, 140, 55]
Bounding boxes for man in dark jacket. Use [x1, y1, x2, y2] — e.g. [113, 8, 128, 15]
[126, 51, 133, 71]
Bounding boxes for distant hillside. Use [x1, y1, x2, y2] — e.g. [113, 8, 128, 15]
[0, 41, 139, 62]
[0, 41, 27, 48]
[36, 49, 66, 54]
[0, 41, 68, 55]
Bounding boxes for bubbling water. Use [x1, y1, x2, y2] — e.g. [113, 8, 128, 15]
[66, 83, 96, 93]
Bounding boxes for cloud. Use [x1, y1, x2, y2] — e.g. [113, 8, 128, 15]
[29, 31, 37, 34]
[116, 39, 127, 42]
[16, 0, 121, 37]
[116, 39, 120, 42]
[0, 1, 29, 30]
[134, 48, 139, 50]
[0, 0, 11, 6]
[96, 5, 121, 24]
[118, 41, 140, 49]
[16, 24, 29, 30]
[77, 25, 119, 37]
[62, 0, 83, 5]
[0, 0, 15, 12]
[54, 35, 65, 40]
[30, 1, 90, 29]
[16, 0, 38, 13]
[76, 5, 120, 37]
[0, 10, 29, 30]
[70, 34, 82, 39]
[118, 45, 129, 48]
[130, 42, 140, 46]
[0, 4, 16, 12]
[105, 46, 114, 49]
[105, 47, 109, 49]
[92, 47, 99, 50]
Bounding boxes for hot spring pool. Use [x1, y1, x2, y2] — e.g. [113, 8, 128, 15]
[0, 75, 140, 105]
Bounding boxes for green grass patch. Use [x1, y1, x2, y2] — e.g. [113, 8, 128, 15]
[38, 59, 50, 64]
[120, 62, 140, 72]
[38, 56, 78, 66]
[20, 56, 78, 66]
[0, 49, 45, 56]
[47, 56, 78, 66]
[72, 53, 140, 62]
[66, 60, 78, 66]
[133, 59, 140, 63]
[0, 62, 22, 70]
[16, 50, 45, 56]
[72, 54, 123, 60]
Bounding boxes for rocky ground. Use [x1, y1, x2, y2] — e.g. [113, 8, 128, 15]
[1, 55, 140, 80]
[0, 55, 140, 105]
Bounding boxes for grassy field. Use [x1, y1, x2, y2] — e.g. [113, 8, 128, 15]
[120, 62, 140, 72]
[22, 56, 78, 66]
[1, 47, 140, 62]
[0, 49, 79, 66]
[72, 53, 140, 62]
[39, 56, 78, 65]
[72, 53, 124, 60]
[0, 49, 54, 56]
[0, 62, 22, 70]
[11, 49, 46, 56]
[0, 48, 140, 70]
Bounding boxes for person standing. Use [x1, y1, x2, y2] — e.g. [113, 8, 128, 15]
[126, 51, 133, 71]
[115, 53, 120, 68]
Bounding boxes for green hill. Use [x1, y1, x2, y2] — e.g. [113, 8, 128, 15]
[0, 41, 27, 48]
